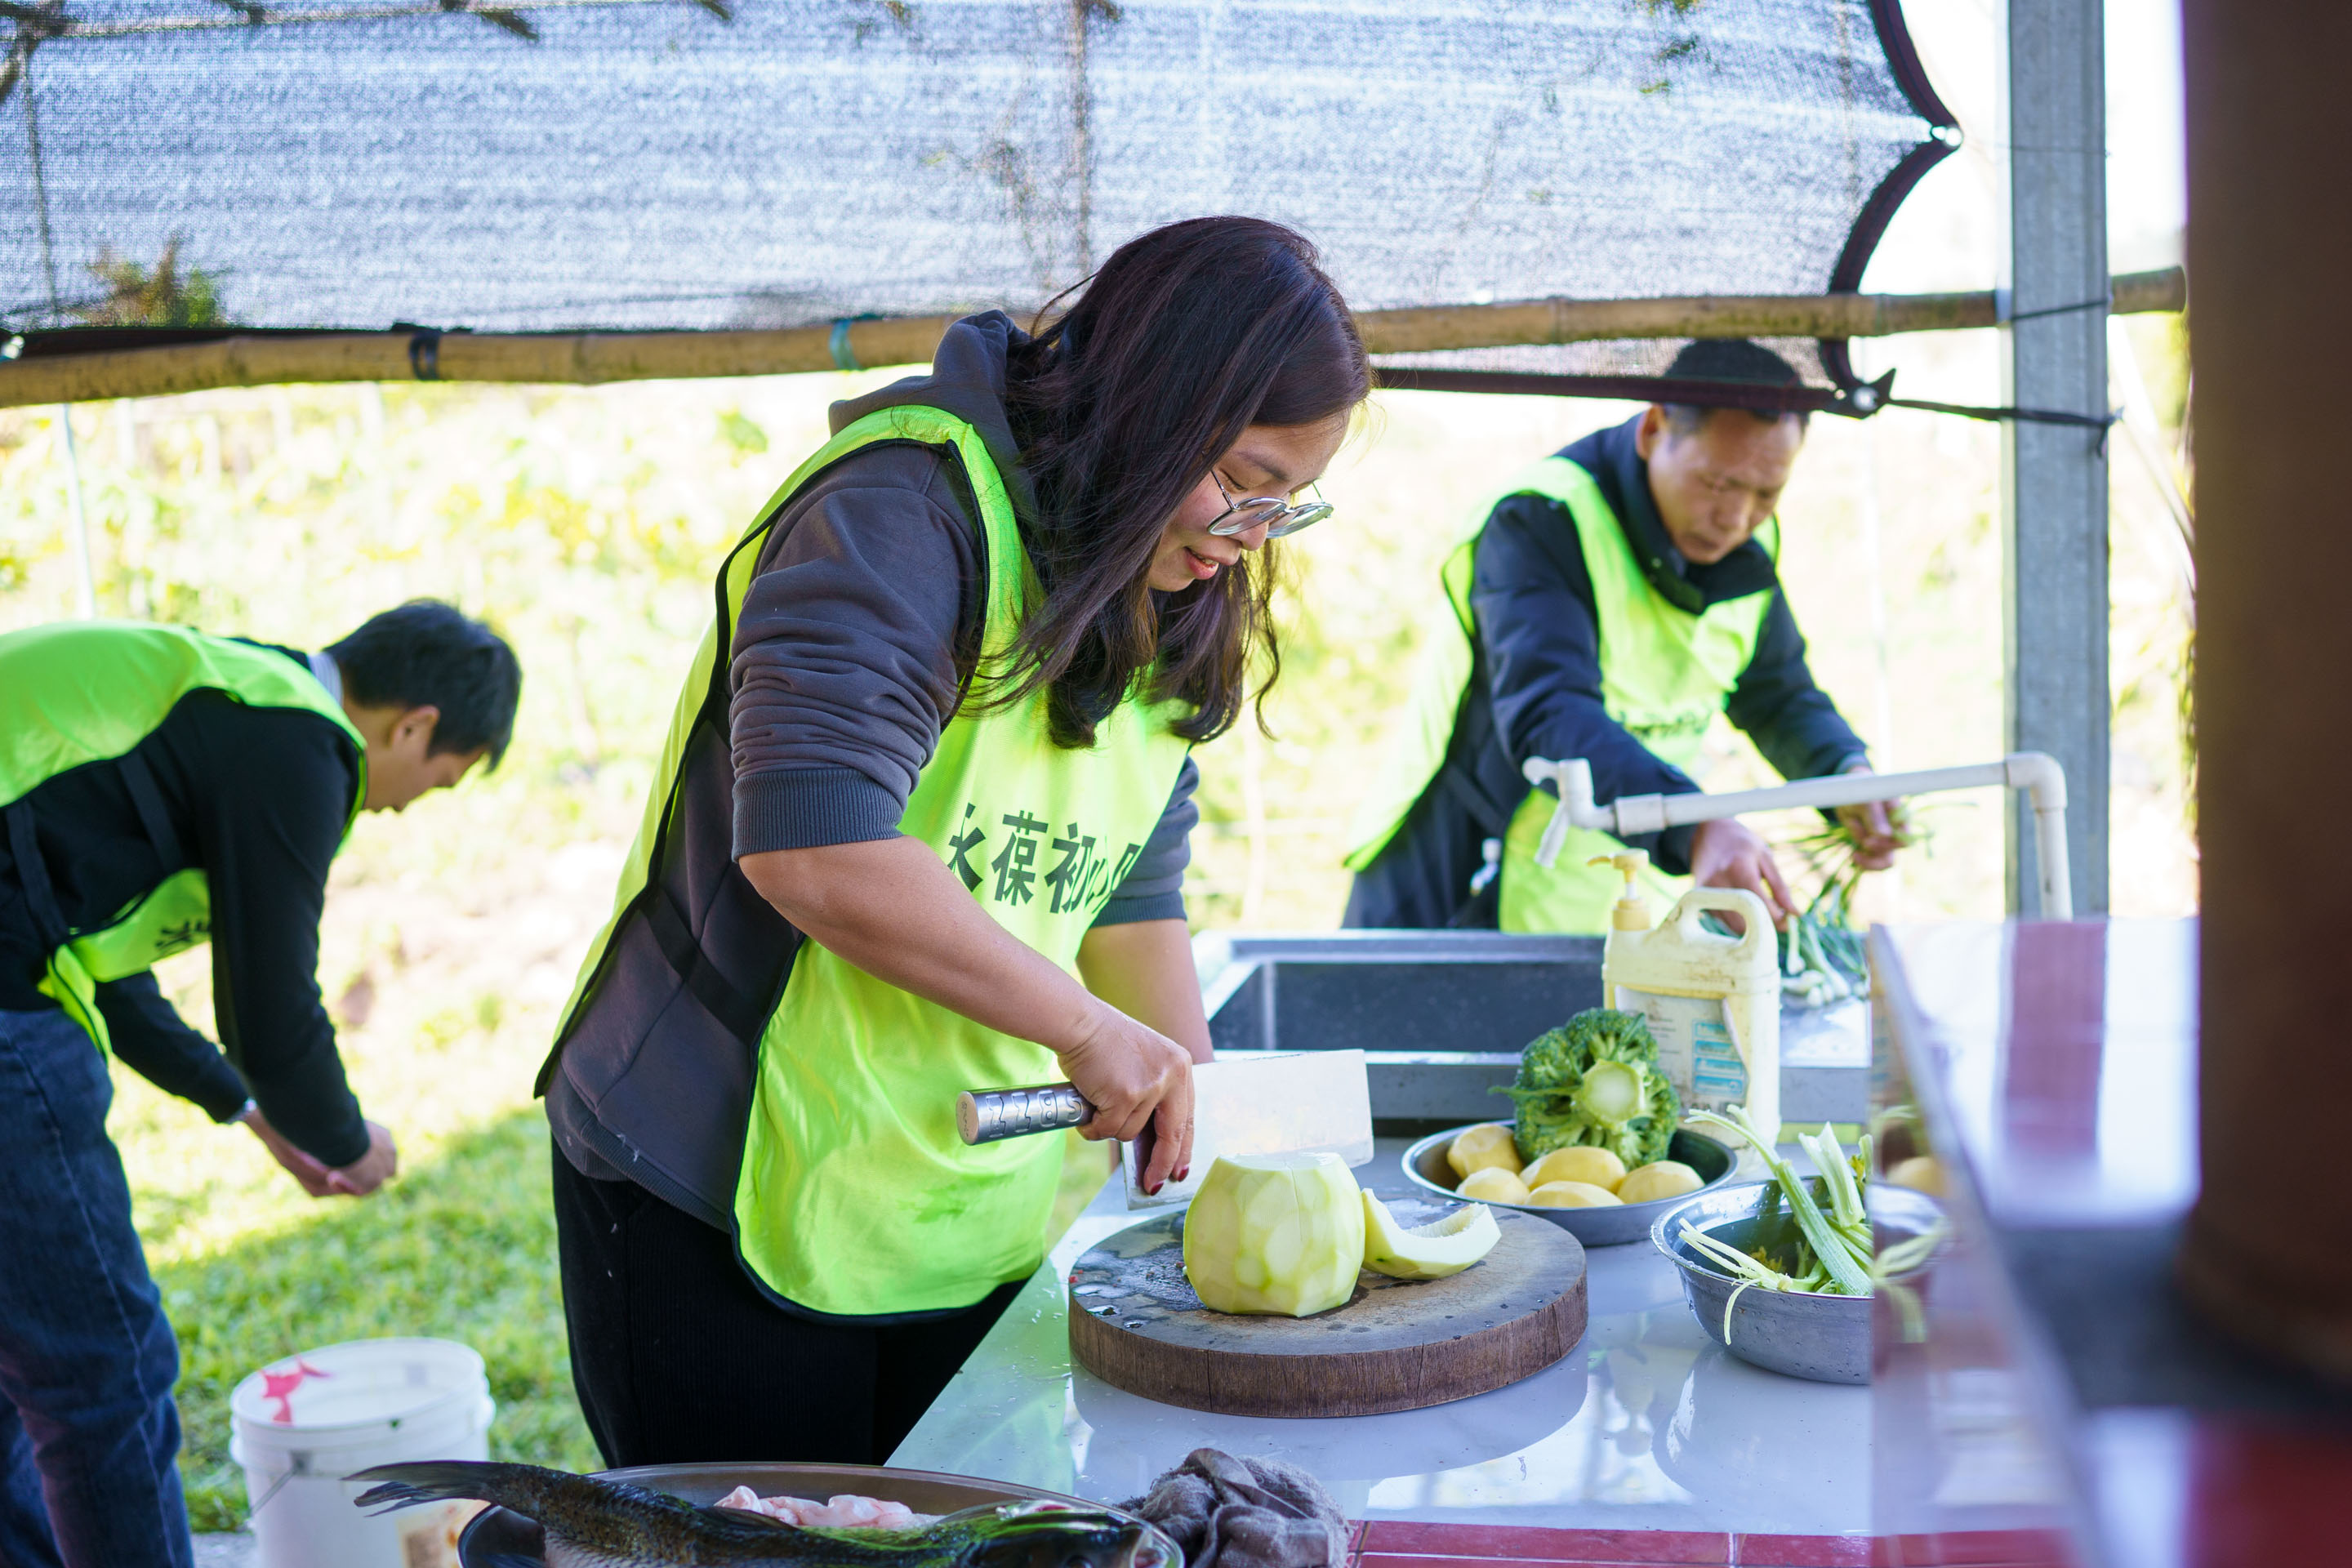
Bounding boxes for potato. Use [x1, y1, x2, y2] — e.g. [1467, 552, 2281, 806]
[1446, 1123, 1523, 1182]
[1523, 1147, 1627, 1192]
[1455, 1167, 1532, 1205]
[1887, 1156, 1946, 1196]
[1615, 1160, 1704, 1205]
[1525, 1180, 1623, 1209]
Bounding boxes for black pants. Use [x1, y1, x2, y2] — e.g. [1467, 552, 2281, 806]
[550, 1146, 1022, 1469]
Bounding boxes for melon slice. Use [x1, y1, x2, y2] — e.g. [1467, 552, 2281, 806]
[1183, 1152, 1366, 1317]
[1361, 1192, 1501, 1281]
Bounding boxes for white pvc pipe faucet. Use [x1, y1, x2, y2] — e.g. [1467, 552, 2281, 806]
[1521, 751, 2074, 920]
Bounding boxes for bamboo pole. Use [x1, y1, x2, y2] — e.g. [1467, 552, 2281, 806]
[0, 267, 2185, 409]
[1365, 265, 2184, 354]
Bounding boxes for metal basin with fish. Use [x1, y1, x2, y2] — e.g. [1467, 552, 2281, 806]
[1403, 1121, 1740, 1246]
[383, 1459, 1169, 1568]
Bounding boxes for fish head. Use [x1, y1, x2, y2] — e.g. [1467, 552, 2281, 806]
[957, 1503, 1183, 1568]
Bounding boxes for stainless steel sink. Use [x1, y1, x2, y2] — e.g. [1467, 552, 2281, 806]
[1193, 930, 1867, 1128]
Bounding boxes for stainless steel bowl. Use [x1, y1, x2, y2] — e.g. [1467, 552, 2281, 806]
[458, 1462, 1104, 1567]
[1401, 1120, 1740, 1247]
[1650, 1181, 1944, 1385]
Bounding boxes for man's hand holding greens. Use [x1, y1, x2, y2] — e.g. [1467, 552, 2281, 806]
[1833, 763, 1905, 871]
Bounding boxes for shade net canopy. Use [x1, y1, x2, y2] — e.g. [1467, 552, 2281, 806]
[1, 0, 1951, 396]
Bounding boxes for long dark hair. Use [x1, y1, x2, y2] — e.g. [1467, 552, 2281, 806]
[995, 216, 1369, 748]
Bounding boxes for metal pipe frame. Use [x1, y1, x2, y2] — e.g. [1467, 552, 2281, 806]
[1521, 753, 2074, 920]
[2003, 0, 2111, 915]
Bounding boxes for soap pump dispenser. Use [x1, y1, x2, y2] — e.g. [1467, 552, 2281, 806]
[1593, 849, 1657, 933]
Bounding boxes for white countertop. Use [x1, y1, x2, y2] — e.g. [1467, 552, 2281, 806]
[890, 1139, 1868, 1535]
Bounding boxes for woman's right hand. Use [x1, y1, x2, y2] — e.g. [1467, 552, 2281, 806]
[1054, 1001, 1196, 1194]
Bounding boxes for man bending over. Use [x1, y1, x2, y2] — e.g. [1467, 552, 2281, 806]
[0, 601, 521, 1568]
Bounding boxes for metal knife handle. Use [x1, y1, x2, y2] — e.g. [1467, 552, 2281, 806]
[956, 1082, 1093, 1145]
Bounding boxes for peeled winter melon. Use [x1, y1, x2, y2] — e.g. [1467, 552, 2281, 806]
[1523, 1147, 1627, 1192]
[1361, 1192, 1501, 1281]
[1446, 1123, 1522, 1182]
[1455, 1167, 1532, 1205]
[1183, 1152, 1366, 1317]
[1615, 1160, 1704, 1205]
[1526, 1180, 1623, 1208]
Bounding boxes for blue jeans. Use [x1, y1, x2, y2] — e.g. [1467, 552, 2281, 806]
[0, 1006, 194, 1568]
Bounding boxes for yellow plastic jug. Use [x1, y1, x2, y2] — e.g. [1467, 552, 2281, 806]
[1590, 850, 1783, 1137]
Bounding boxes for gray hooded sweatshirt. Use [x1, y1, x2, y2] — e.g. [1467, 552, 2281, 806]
[545, 313, 1196, 1230]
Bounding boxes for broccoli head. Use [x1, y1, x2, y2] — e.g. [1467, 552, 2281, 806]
[1494, 1007, 1682, 1168]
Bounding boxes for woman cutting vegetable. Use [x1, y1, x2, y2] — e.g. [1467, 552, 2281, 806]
[539, 216, 1369, 1467]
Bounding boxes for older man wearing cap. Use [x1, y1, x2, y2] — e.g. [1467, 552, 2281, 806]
[1343, 339, 1902, 934]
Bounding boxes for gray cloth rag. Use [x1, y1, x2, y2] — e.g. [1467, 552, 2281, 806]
[1120, 1449, 1350, 1568]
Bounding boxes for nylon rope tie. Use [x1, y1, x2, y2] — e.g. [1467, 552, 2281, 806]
[829, 314, 883, 373]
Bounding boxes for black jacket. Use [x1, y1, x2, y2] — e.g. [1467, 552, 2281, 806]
[0, 650, 368, 1165]
[1344, 415, 1867, 929]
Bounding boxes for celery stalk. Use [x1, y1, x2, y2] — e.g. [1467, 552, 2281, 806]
[1688, 1107, 1874, 1296]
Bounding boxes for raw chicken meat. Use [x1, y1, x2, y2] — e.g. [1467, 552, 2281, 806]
[711, 1487, 940, 1529]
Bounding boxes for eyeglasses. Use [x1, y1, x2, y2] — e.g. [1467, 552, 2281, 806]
[1205, 471, 1335, 539]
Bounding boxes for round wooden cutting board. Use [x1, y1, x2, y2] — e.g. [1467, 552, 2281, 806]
[1066, 1194, 1588, 1418]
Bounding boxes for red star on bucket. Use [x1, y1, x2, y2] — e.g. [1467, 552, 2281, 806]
[261, 1358, 329, 1423]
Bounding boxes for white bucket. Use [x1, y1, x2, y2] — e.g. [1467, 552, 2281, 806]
[228, 1337, 497, 1568]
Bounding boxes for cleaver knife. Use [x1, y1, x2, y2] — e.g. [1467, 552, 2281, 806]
[956, 1050, 1374, 1209]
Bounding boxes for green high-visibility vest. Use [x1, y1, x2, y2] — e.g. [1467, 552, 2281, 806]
[0, 621, 366, 1050]
[557, 406, 1193, 1318]
[1343, 457, 1777, 935]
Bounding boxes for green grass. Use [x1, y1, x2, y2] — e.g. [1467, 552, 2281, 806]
[144, 1092, 1107, 1531]
[158, 1110, 599, 1531]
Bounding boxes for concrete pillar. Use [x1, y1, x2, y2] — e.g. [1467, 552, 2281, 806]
[2002, 0, 2109, 917]
[2176, 2, 2352, 1375]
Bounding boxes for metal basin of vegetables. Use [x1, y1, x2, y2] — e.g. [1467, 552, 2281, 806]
[1651, 1182, 1944, 1385]
[457, 1463, 1102, 1567]
[1404, 1121, 1740, 1247]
